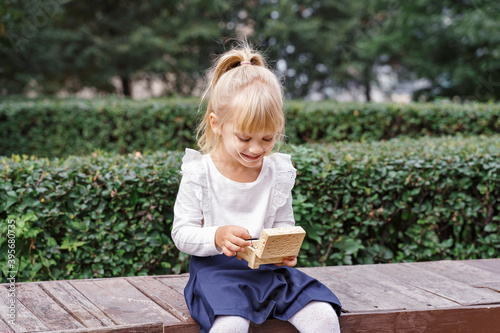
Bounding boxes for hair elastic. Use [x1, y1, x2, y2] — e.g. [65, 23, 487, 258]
[240, 61, 252, 65]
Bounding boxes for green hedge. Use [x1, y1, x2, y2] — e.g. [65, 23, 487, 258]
[285, 100, 500, 143]
[0, 98, 199, 158]
[1, 135, 499, 282]
[1, 98, 499, 158]
[0, 151, 185, 282]
[294, 135, 500, 266]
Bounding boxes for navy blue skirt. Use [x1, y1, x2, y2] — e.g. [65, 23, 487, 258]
[184, 255, 341, 333]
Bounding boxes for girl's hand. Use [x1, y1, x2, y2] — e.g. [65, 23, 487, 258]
[275, 256, 298, 268]
[215, 225, 252, 257]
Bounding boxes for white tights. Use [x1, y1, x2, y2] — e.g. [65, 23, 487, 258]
[209, 301, 341, 333]
[209, 315, 250, 333]
[288, 301, 341, 333]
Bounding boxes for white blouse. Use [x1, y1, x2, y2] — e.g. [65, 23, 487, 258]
[172, 148, 297, 257]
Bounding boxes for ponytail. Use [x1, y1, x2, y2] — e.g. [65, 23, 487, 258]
[208, 45, 266, 93]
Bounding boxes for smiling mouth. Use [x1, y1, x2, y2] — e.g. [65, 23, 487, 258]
[241, 153, 262, 161]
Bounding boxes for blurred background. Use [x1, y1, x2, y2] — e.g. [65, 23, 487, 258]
[1, 0, 499, 103]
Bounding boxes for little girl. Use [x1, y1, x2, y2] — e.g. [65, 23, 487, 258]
[172, 42, 341, 333]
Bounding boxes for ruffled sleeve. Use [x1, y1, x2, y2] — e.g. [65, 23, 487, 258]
[172, 149, 220, 257]
[269, 153, 297, 221]
[180, 148, 208, 203]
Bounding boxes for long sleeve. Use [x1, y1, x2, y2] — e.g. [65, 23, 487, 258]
[171, 150, 222, 257]
[269, 153, 297, 229]
[272, 193, 295, 228]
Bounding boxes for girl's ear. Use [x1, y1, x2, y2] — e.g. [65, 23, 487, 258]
[209, 112, 220, 135]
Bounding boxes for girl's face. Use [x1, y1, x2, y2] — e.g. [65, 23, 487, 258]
[218, 119, 277, 168]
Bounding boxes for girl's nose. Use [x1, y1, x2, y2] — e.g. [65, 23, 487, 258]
[248, 142, 264, 155]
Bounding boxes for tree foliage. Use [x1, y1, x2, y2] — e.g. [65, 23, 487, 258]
[371, 0, 500, 101]
[1, 0, 499, 100]
[0, 0, 232, 96]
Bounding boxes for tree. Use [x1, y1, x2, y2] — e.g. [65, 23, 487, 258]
[0, 0, 233, 96]
[236, 0, 371, 100]
[0, 0, 399, 100]
[1, 0, 499, 101]
[227, 0, 410, 101]
[369, 0, 500, 101]
[0, 0, 67, 94]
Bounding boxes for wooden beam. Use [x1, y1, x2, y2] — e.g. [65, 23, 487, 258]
[38, 322, 164, 333]
[340, 305, 500, 332]
[250, 319, 299, 332]
[163, 323, 200, 333]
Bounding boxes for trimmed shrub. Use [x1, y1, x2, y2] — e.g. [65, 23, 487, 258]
[0, 98, 199, 158]
[0, 151, 185, 282]
[285, 100, 500, 143]
[292, 135, 500, 266]
[1, 98, 499, 158]
[1, 135, 499, 282]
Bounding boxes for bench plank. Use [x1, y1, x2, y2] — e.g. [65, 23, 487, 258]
[69, 278, 180, 326]
[40, 281, 114, 328]
[16, 284, 84, 331]
[125, 276, 193, 322]
[0, 316, 15, 333]
[0, 285, 51, 332]
[372, 263, 500, 306]
[464, 258, 500, 275]
[155, 275, 189, 295]
[351, 264, 459, 308]
[299, 266, 384, 312]
[301, 265, 457, 312]
[409, 260, 500, 290]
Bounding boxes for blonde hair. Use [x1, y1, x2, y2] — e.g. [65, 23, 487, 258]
[196, 42, 285, 154]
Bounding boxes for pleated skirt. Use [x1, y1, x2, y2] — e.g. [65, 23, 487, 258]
[184, 255, 342, 333]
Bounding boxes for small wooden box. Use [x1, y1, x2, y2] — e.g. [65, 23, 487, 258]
[237, 226, 306, 269]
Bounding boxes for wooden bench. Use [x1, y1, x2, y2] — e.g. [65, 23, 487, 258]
[1, 259, 500, 332]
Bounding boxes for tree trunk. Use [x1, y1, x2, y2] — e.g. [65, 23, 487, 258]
[121, 76, 132, 97]
[363, 65, 371, 102]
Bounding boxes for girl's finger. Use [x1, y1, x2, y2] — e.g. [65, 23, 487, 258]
[225, 240, 244, 253]
[233, 238, 250, 248]
[223, 248, 236, 257]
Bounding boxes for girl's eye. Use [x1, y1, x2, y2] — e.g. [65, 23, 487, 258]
[262, 137, 274, 142]
[237, 137, 251, 142]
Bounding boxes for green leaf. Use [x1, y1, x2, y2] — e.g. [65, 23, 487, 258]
[60, 241, 87, 252]
[485, 224, 497, 233]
